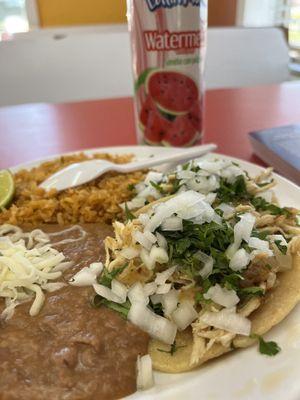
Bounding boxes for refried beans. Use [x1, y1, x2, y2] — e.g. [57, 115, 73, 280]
[0, 224, 149, 400]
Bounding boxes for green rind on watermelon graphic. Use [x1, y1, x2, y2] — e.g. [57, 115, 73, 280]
[145, 69, 199, 116]
[162, 115, 199, 147]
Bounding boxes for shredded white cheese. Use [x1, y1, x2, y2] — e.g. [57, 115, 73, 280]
[0, 224, 69, 320]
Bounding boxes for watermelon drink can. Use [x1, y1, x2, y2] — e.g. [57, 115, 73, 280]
[127, 0, 208, 147]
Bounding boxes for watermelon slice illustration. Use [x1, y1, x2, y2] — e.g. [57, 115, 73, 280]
[139, 95, 156, 127]
[162, 115, 198, 147]
[187, 101, 203, 132]
[139, 96, 172, 145]
[146, 70, 199, 116]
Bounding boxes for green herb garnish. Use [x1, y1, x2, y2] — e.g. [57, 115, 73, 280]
[98, 265, 127, 288]
[274, 240, 287, 255]
[217, 175, 250, 203]
[239, 286, 264, 297]
[91, 296, 131, 318]
[251, 334, 281, 356]
[124, 203, 135, 221]
[160, 220, 234, 281]
[127, 183, 135, 191]
[150, 180, 165, 194]
[251, 197, 291, 217]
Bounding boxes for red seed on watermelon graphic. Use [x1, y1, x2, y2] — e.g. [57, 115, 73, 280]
[138, 69, 202, 146]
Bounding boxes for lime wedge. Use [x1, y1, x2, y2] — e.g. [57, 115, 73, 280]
[0, 170, 15, 209]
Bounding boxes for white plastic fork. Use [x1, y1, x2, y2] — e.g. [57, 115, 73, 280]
[39, 144, 217, 192]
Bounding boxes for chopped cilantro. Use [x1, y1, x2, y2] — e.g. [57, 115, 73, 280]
[274, 240, 287, 255]
[124, 203, 136, 221]
[223, 273, 244, 291]
[160, 220, 234, 280]
[217, 175, 250, 203]
[251, 229, 270, 240]
[127, 183, 135, 191]
[170, 177, 183, 194]
[251, 197, 291, 217]
[239, 286, 264, 297]
[98, 265, 127, 288]
[150, 180, 165, 194]
[157, 341, 186, 356]
[259, 337, 281, 356]
[195, 291, 211, 305]
[91, 296, 130, 318]
[251, 334, 281, 356]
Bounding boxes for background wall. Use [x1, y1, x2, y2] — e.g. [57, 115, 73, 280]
[37, 0, 127, 27]
[37, 0, 238, 28]
[208, 0, 238, 26]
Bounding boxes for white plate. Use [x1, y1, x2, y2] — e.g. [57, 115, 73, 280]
[10, 146, 300, 400]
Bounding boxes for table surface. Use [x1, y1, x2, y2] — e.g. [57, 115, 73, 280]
[1, 82, 300, 170]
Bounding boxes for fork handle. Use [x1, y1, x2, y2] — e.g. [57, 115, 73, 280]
[116, 144, 217, 173]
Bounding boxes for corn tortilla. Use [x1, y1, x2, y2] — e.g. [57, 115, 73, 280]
[149, 249, 300, 373]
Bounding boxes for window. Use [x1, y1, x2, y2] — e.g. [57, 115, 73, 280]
[287, 0, 300, 48]
[0, 0, 28, 40]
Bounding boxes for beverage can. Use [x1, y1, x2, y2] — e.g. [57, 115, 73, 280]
[127, 0, 208, 147]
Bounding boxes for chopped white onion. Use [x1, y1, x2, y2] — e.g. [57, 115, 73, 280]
[197, 159, 231, 174]
[143, 231, 157, 244]
[136, 354, 154, 391]
[186, 175, 220, 194]
[155, 266, 177, 285]
[144, 171, 164, 184]
[150, 294, 162, 305]
[229, 248, 251, 271]
[161, 290, 179, 317]
[138, 185, 161, 200]
[200, 307, 251, 336]
[144, 282, 158, 296]
[140, 246, 169, 270]
[93, 283, 125, 304]
[268, 234, 288, 246]
[119, 247, 140, 260]
[256, 190, 273, 203]
[234, 213, 256, 246]
[194, 251, 214, 279]
[156, 283, 172, 295]
[144, 191, 207, 232]
[156, 232, 168, 250]
[204, 284, 239, 308]
[216, 203, 235, 219]
[69, 262, 103, 287]
[205, 192, 217, 205]
[138, 213, 150, 226]
[248, 237, 273, 258]
[248, 237, 270, 252]
[176, 169, 195, 180]
[161, 216, 183, 231]
[128, 302, 177, 344]
[172, 301, 198, 331]
[121, 197, 145, 211]
[133, 230, 153, 251]
[128, 282, 149, 305]
[111, 279, 128, 303]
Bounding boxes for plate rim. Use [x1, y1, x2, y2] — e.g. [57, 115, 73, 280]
[8, 145, 300, 194]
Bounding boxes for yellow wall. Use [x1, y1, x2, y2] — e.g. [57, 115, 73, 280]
[37, 0, 127, 27]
